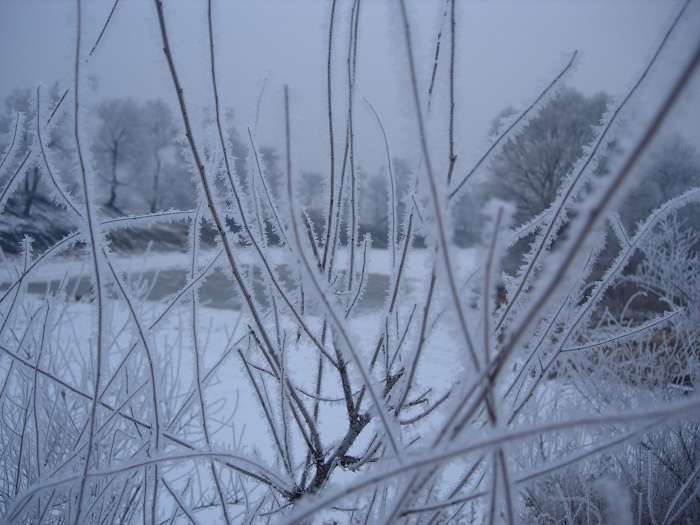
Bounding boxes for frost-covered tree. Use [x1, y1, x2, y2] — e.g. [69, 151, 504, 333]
[0, 87, 69, 217]
[142, 100, 178, 213]
[620, 134, 700, 233]
[486, 88, 609, 224]
[92, 98, 187, 214]
[359, 167, 390, 246]
[92, 98, 146, 213]
[0, 86, 77, 252]
[258, 145, 284, 199]
[597, 135, 700, 318]
[298, 170, 326, 238]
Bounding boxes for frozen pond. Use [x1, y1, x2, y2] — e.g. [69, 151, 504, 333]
[1, 247, 474, 313]
[2, 266, 395, 313]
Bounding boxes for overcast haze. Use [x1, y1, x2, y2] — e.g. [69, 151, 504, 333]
[1, 0, 698, 173]
[3, 2, 700, 521]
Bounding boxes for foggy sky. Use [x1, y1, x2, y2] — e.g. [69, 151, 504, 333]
[1, 0, 697, 175]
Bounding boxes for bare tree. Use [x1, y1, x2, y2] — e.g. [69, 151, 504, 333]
[92, 98, 145, 213]
[142, 100, 177, 213]
[486, 88, 609, 224]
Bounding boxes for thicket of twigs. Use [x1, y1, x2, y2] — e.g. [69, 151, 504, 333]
[1, 1, 700, 523]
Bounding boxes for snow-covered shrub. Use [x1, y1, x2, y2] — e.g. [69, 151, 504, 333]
[521, 419, 700, 525]
[634, 212, 700, 327]
[1, 1, 700, 524]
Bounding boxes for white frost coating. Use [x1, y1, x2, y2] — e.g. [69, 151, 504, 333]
[0, 1, 699, 524]
[0, 112, 25, 178]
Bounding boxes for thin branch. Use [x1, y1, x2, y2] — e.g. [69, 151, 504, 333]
[72, 1, 107, 521]
[281, 400, 697, 524]
[89, 0, 121, 56]
[495, 0, 692, 332]
[0, 112, 23, 175]
[447, 0, 456, 184]
[284, 85, 403, 458]
[396, 0, 479, 371]
[449, 50, 577, 200]
[322, 0, 338, 272]
[363, 98, 397, 269]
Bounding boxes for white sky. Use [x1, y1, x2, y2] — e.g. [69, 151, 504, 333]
[1, 0, 698, 175]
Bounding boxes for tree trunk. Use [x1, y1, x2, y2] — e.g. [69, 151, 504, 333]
[106, 147, 119, 211]
[150, 152, 162, 214]
[22, 166, 40, 217]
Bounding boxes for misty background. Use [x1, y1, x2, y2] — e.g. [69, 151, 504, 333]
[2, 0, 697, 176]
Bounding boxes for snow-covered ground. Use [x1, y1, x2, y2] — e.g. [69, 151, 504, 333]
[6, 241, 689, 523]
[1, 246, 482, 521]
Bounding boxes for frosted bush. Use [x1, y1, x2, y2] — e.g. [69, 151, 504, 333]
[0, 1, 699, 524]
